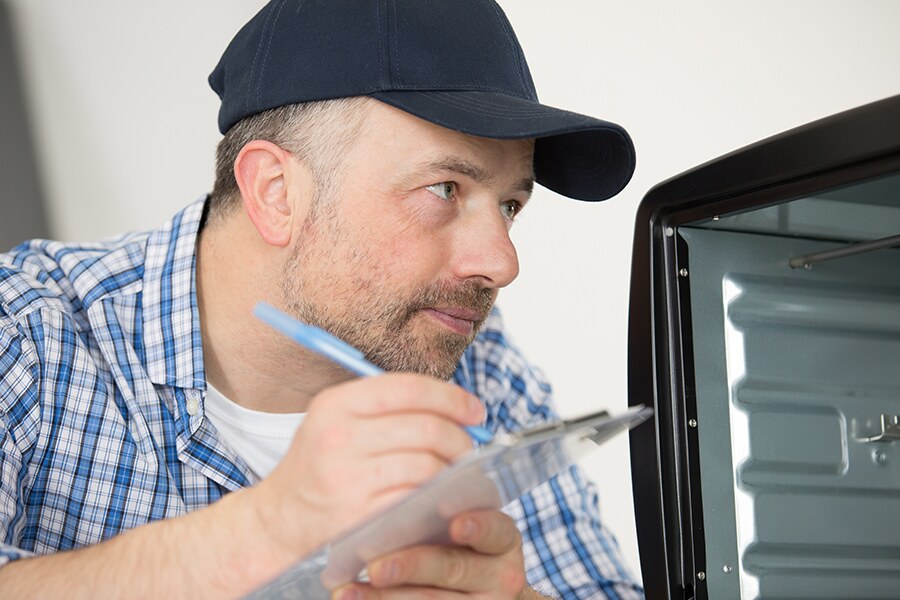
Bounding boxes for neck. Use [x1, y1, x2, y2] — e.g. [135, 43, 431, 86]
[196, 213, 354, 413]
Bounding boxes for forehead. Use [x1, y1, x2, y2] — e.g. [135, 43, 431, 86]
[355, 100, 535, 181]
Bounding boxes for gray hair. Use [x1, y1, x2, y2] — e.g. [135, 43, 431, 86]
[208, 96, 371, 222]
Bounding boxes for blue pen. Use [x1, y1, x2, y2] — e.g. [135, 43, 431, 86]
[253, 302, 494, 444]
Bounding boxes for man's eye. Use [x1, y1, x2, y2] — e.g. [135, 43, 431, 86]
[425, 182, 456, 200]
[500, 200, 521, 221]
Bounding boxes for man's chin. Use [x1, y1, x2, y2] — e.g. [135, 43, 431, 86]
[371, 329, 471, 380]
[418, 334, 475, 380]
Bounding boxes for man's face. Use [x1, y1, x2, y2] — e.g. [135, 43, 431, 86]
[281, 101, 535, 379]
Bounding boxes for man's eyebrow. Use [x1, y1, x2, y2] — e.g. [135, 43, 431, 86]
[412, 156, 535, 195]
[512, 177, 535, 196]
[424, 157, 491, 184]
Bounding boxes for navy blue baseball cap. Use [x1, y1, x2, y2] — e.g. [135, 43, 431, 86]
[209, 0, 635, 202]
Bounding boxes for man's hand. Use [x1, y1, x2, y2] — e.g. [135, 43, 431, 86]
[0, 373, 487, 599]
[254, 373, 487, 559]
[333, 509, 528, 600]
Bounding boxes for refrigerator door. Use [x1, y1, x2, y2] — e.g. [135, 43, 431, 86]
[628, 95, 900, 599]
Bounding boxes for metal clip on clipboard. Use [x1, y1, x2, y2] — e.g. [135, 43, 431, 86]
[246, 405, 654, 600]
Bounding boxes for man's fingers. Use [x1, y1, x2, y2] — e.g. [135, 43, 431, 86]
[315, 373, 484, 426]
[352, 414, 475, 462]
[364, 451, 450, 496]
[333, 584, 467, 600]
[340, 512, 527, 598]
[310, 451, 451, 510]
[367, 545, 485, 592]
[364, 530, 524, 595]
[449, 510, 521, 555]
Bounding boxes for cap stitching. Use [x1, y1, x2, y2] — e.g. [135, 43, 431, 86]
[487, 1, 531, 98]
[244, 5, 272, 116]
[433, 92, 590, 121]
[377, 83, 534, 96]
[429, 92, 540, 110]
[390, 0, 401, 85]
[245, 0, 283, 117]
[376, 0, 388, 88]
[417, 92, 555, 117]
[254, 0, 292, 111]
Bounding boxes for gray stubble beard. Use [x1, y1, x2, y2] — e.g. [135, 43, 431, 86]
[280, 208, 495, 380]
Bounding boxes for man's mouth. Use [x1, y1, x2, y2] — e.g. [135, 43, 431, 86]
[421, 307, 485, 337]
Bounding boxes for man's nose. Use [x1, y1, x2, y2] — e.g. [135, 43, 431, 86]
[450, 208, 520, 289]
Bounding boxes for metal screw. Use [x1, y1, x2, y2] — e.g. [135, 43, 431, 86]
[665, 227, 675, 237]
[679, 268, 689, 277]
[697, 571, 706, 581]
[688, 419, 698, 429]
[874, 449, 888, 466]
[723, 564, 733, 574]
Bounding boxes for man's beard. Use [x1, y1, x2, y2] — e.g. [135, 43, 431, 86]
[279, 214, 496, 380]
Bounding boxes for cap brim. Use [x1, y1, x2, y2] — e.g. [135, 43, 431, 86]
[370, 90, 635, 202]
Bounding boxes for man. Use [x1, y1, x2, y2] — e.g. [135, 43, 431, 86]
[0, 0, 640, 598]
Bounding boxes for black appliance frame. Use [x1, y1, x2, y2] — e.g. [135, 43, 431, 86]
[627, 94, 900, 600]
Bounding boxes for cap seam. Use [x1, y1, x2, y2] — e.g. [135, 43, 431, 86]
[254, 0, 292, 111]
[376, 0, 389, 89]
[488, 0, 532, 99]
[377, 90, 586, 119]
[375, 84, 534, 96]
[244, 0, 277, 118]
[421, 91, 552, 115]
[390, 0, 401, 85]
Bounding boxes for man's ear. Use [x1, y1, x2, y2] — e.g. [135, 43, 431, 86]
[233, 140, 312, 247]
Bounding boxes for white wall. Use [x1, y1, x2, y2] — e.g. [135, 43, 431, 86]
[7, 0, 900, 582]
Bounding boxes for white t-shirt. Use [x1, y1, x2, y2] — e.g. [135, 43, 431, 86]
[204, 382, 305, 479]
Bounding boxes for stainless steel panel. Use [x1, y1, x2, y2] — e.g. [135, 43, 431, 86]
[680, 225, 900, 599]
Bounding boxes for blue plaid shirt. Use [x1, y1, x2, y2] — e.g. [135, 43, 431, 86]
[0, 198, 642, 599]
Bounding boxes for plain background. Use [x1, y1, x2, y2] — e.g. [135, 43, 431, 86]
[5, 0, 900, 581]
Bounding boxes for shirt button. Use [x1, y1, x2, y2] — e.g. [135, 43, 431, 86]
[186, 398, 200, 416]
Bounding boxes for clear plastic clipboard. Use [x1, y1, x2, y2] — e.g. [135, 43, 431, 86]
[246, 405, 653, 600]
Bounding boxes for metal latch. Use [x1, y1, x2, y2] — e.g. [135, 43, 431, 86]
[858, 414, 900, 443]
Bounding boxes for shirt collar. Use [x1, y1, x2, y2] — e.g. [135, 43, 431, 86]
[141, 197, 208, 390]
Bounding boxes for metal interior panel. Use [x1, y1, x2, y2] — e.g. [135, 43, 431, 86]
[679, 223, 900, 599]
[691, 172, 900, 243]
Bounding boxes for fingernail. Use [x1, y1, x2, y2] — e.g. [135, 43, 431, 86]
[459, 518, 477, 540]
[336, 587, 361, 600]
[377, 560, 399, 584]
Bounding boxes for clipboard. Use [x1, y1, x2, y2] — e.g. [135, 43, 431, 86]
[246, 405, 653, 599]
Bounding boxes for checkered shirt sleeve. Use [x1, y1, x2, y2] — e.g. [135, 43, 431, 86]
[0, 305, 40, 565]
